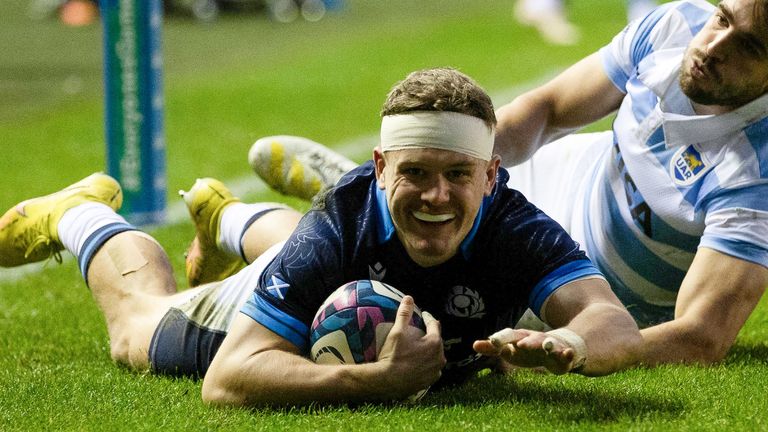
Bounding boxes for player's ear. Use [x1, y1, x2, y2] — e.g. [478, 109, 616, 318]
[373, 147, 387, 189]
[484, 155, 501, 195]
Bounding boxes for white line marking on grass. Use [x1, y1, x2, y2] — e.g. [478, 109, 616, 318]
[0, 71, 559, 283]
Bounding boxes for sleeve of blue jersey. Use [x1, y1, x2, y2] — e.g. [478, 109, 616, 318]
[528, 259, 605, 318]
[599, 31, 632, 92]
[700, 186, 768, 267]
[240, 292, 310, 353]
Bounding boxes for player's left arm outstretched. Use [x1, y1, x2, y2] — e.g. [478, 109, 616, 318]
[473, 277, 642, 375]
[640, 248, 768, 366]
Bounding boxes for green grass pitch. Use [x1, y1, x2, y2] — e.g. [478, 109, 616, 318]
[2, 0, 768, 430]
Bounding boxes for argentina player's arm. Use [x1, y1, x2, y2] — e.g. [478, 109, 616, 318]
[639, 176, 768, 364]
[640, 249, 768, 365]
[493, 2, 683, 165]
[494, 54, 624, 166]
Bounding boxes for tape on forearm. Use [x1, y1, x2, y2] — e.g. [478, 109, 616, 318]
[544, 328, 587, 372]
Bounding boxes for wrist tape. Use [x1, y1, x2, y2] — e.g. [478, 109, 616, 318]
[545, 328, 587, 372]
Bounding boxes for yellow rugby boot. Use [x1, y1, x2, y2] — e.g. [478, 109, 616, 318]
[248, 135, 357, 201]
[180, 178, 244, 287]
[0, 173, 122, 267]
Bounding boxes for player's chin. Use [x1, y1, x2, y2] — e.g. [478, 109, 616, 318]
[412, 242, 457, 262]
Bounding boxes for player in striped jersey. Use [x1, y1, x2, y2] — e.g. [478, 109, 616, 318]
[495, 0, 768, 365]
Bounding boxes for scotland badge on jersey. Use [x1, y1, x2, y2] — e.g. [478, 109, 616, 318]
[265, 275, 290, 300]
[671, 144, 710, 186]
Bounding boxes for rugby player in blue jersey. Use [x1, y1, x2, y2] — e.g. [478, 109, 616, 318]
[0, 68, 641, 407]
[254, 0, 768, 368]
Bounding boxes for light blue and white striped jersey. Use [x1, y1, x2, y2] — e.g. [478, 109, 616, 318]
[590, 0, 768, 326]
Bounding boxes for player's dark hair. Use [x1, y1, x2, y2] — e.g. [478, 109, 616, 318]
[381, 67, 496, 129]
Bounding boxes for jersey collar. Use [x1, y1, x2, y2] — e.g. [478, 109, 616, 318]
[662, 91, 768, 146]
[640, 46, 768, 146]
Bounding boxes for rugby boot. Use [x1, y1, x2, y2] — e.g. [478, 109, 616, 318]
[0, 173, 122, 267]
[248, 135, 357, 201]
[180, 178, 243, 287]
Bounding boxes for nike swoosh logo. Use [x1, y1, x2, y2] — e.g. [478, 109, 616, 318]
[14, 203, 29, 217]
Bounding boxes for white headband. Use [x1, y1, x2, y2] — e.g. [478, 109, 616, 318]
[380, 111, 494, 161]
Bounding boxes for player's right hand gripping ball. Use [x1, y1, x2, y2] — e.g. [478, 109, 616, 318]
[309, 279, 429, 401]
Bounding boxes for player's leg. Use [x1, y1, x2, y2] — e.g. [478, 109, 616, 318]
[506, 132, 613, 332]
[238, 207, 301, 263]
[248, 135, 358, 201]
[504, 131, 612, 233]
[0, 173, 180, 370]
[0, 173, 122, 267]
[80, 215, 290, 375]
[208, 196, 301, 265]
[147, 240, 285, 377]
[84, 230, 184, 369]
[181, 177, 303, 286]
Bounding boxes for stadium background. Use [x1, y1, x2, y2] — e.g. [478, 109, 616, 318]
[2, 0, 768, 430]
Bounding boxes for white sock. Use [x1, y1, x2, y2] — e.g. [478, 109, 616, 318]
[58, 202, 129, 257]
[219, 202, 285, 258]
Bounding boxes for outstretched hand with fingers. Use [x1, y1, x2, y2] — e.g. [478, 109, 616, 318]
[376, 296, 446, 399]
[473, 328, 579, 375]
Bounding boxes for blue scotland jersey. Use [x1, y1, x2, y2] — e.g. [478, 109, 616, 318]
[242, 161, 600, 385]
[591, 0, 768, 325]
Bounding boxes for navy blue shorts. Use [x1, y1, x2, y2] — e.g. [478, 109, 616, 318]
[148, 308, 226, 378]
[147, 241, 284, 378]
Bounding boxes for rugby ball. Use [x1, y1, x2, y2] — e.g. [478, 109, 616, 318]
[309, 280, 426, 365]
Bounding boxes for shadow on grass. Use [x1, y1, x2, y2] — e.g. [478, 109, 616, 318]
[421, 373, 685, 423]
[241, 372, 684, 424]
[724, 343, 768, 366]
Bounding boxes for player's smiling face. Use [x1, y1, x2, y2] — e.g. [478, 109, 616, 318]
[680, 0, 768, 114]
[374, 147, 499, 267]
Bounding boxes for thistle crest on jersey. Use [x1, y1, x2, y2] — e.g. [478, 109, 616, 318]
[444, 285, 485, 318]
[671, 145, 709, 186]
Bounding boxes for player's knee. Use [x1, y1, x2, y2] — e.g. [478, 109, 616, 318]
[108, 334, 132, 366]
[110, 335, 153, 370]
